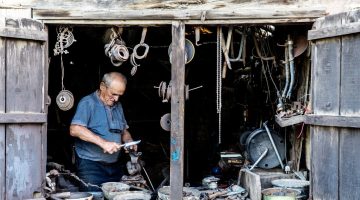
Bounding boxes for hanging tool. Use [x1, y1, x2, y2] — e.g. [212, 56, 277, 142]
[195, 27, 201, 46]
[216, 26, 222, 144]
[154, 81, 203, 102]
[54, 26, 76, 111]
[229, 29, 246, 66]
[160, 113, 171, 131]
[130, 27, 150, 76]
[168, 39, 195, 64]
[220, 26, 233, 79]
[104, 27, 129, 67]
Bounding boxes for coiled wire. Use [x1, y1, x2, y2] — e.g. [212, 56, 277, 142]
[104, 28, 129, 67]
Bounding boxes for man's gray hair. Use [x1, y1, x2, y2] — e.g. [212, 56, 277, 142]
[102, 72, 127, 87]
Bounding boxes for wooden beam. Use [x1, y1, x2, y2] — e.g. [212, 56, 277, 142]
[0, 27, 47, 42]
[39, 18, 317, 25]
[308, 21, 360, 40]
[0, 113, 47, 123]
[306, 115, 360, 128]
[32, 7, 326, 21]
[170, 21, 185, 200]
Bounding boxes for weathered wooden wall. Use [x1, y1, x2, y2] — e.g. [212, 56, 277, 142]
[1, 0, 354, 24]
[308, 9, 360, 200]
[0, 18, 48, 200]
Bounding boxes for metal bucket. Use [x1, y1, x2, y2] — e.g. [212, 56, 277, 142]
[113, 191, 152, 200]
[101, 182, 131, 200]
[66, 192, 93, 200]
[262, 188, 301, 200]
[271, 179, 310, 199]
[157, 186, 200, 200]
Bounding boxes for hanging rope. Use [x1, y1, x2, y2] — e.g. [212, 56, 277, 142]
[216, 26, 222, 144]
[104, 27, 129, 67]
[130, 28, 150, 76]
[53, 26, 75, 111]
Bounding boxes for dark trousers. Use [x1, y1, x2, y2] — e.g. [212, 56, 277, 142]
[76, 154, 124, 191]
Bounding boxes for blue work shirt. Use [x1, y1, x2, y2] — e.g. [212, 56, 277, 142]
[71, 91, 128, 163]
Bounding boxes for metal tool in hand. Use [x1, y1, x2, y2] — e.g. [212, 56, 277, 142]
[118, 140, 141, 150]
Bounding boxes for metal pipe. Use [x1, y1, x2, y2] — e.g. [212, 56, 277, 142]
[263, 122, 285, 169]
[286, 35, 295, 98]
[282, 44, 290, 98]
[249, 148, 268, 170]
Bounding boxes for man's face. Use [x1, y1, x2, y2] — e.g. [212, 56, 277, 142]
[100, 80, 126, 106]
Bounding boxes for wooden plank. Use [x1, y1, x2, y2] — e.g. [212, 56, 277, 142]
[311, 126, 339, 200]
[170, 21, 185, 200]
[0, 8, 32, 19]
[6, 124, 43, 199]
[32, 6, 326, 20]
[308, 21, 360, 40]
[0, 28, 5, 111]
[40, 25, 49, 183]
[339, 128, 360, 199]
[40, 18, 318, 25]
[6, 39, 44, 113]
[311, 11, 346, 30]
[0, 27, 47, 41]
[239, 169, 262, 200]
[340, 34, 360, 116]
[0, 24, 5, 200]
[305, 115, 360, 128]
[0, 125, 4, 200]
[275, 115, 305, 127]
[312, 38, 341, 116]
[0, 113, 47, 123]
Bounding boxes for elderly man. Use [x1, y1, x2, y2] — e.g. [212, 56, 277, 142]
[70, 72, 136, 191]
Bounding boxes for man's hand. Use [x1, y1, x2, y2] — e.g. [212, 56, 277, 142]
[101, 141, 122, 154]
[128, 144, 138, 152]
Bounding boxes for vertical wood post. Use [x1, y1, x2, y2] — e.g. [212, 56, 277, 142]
[0, 24, 6, 200]
[170, 21, 185, 200]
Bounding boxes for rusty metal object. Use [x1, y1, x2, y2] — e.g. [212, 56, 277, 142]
[293, 35, 308, 58]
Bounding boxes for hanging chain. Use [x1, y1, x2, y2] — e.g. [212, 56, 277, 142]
[216, 26, 222, 144]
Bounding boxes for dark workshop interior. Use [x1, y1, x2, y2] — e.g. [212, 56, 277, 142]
[46, 24, 312, 198]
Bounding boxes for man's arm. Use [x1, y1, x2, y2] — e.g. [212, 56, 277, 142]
[122, 129, 138, 151]
[70, 124, 121, 154]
